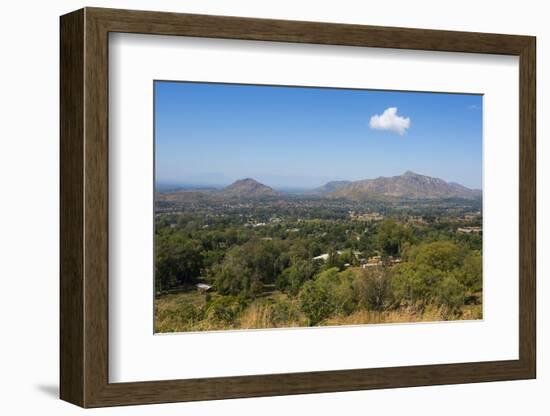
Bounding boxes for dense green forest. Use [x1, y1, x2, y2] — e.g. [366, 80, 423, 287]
[154, 195, 482, 332]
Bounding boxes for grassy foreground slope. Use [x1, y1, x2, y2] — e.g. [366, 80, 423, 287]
[155, 261, 482, 333]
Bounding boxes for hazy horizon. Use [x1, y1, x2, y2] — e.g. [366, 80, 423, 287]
[155, 169, 482, 193]
[155, 81, 483, 189]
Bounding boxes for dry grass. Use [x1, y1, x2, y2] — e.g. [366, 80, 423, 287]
[156, 291, 208, 309]
[155, 290, 482, 333]
[325, 304, 482, 326]
[238, 302, 305, 329]
[239, 303, 275, 329]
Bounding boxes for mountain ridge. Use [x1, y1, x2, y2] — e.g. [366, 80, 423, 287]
[328, 171, 481, 200]
[158, 172, 481, 201]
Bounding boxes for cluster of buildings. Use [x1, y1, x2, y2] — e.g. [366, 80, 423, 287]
[348, 211, 385, 222]
[361, 255, 401, 268]
[313, 251, 401, 269]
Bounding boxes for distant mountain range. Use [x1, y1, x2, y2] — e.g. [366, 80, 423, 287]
[326, 171, 481, 200]
[158, 172, 481, 200]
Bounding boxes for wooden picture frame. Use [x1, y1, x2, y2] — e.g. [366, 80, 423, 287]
[60, 7, 536, 408]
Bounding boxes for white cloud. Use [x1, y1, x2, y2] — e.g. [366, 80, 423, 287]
[369, 107, 410, 135]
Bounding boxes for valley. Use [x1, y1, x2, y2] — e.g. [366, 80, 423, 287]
[154, 171, 483, 332]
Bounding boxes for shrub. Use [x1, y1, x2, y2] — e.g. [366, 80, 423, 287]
[174, 303, 204, 324]
[269, 299, 301, 326]
[433, 275, 465, 310]
[460, 250, 482, 293]
[205, 296, 245, 326]
[299, 280, 334, 326]
[325, 270, 357, 315]
[390, 241, 474, 310]
[390, 263, 433, 304]
[155, 303, 205, 332]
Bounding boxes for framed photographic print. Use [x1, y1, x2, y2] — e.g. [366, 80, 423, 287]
[60, 7, 536, 408]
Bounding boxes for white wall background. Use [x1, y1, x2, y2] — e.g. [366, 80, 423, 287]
[0, 0, 546, 414]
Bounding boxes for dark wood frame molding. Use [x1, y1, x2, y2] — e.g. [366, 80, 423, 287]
[60, 7, 536, 408]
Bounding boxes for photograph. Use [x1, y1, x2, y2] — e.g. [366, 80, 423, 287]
[153, 81, 483, 333]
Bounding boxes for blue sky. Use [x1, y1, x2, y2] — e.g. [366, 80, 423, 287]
[155, 81, 483, 190]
